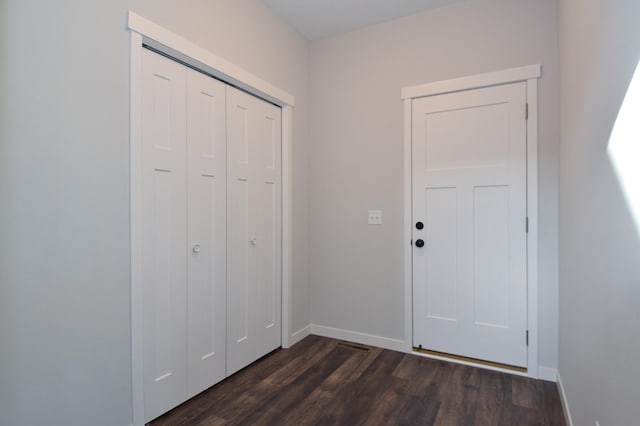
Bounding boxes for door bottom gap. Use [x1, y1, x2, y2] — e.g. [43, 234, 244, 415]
[413, 347, 527, 373]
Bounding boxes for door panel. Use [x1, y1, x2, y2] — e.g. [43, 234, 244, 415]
[141, 48, 188, 422]
[473, 185, 509, 328]
[227, 177, 250, 348]
[186, 69, 227, 399]
[424, 187, 457, 321]
[412, 82, 527, 367]
[255, 113, 282, 357]
[256, 180, 280, 344]
[425, 102, 510, 170]
[226, 87, 282, 376]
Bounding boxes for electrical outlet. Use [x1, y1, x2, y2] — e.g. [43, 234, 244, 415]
[368, 210, 382, 225]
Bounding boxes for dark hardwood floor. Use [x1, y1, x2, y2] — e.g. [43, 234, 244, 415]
[151, 335, 566, 425]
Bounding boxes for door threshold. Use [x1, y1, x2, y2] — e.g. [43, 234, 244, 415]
[413, 347, 527, 374]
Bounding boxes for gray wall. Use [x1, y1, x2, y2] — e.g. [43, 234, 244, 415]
[558, 0, 640, 424]
[0, 1, 309, 425]
[308, 0, 560, 372]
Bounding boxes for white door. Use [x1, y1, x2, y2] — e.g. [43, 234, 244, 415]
[141, 49, 188, 421]
[141, 49, 227, 422]
[185, 69, 227, 398]
[412, 82, 528, 367]
[226, 86, 282, 375]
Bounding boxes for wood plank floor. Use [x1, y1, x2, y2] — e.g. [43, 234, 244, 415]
[151, 335, 566, 425]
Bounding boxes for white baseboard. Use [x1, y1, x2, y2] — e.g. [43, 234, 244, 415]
[538, 366, 557, 382]
[556, 370, 574, 426]
[289, 325, 311, 346]
[309, 324, 406, 352]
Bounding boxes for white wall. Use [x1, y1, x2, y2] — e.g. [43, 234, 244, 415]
[308, 0, 560, 372]
[558, 0, 640, 424]
[0, 1, 309, 425]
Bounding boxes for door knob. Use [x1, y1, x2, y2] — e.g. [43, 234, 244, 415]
[192, 244, 201, 254]
[250, 236, 257, 247]
[415, 221, 424, 230]
[415, 239, 425, 248]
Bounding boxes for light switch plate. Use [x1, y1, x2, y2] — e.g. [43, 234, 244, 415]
[368, 210, 382, 225]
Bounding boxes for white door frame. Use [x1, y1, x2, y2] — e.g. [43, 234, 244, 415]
[401, 65, 541, 378]
[128, 11, 294, 426]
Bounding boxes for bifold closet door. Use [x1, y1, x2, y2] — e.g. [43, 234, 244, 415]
[185, 68, 227, 399]
[141, 49, 188, 422]
[141, 48, 227, 422]
[141, 47, 282, 421]
[226, 86, 282, 375]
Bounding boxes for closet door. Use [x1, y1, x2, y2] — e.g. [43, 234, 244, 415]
[186, 69, 227, 398]
[141, 49, 228, 421]
[141, 49, 188, 422]
[226, 86, 282, 375]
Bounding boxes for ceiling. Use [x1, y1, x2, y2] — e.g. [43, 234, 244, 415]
[263, 0, 465, 41]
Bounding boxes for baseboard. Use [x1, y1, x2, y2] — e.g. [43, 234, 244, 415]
[289, 325, 311, 346]
[538, 366, 557, 382]
[309, 324, 406, 352]
[556, 370, 574, 426]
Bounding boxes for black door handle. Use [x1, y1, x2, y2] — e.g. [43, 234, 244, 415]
[415, 239, 425, 248]
[416, 221, 424, 230]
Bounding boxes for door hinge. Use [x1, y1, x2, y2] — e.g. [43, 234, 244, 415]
[525, 217, 529, 233]
[525, 103, 529, 120]
[526, 330, 529, 346]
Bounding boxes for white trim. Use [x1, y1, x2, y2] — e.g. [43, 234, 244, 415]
[129, 30, 145, 426]
[128, 12, 295, 426]
[289, 325, 311, 346]
[281, 105, 293, 349]
[310, 324, 406, 353]
[402, 98, 413, 353]
[401, 65, 542, 379]
[526, 77, 540, 378]
[127, 11, 294, 108]
[556, 370, 574, 426]
[538, 366, 557, 382]
[401, 64, 541, 100]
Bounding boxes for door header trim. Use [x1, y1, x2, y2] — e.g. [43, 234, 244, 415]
[401, 64, 541, 100]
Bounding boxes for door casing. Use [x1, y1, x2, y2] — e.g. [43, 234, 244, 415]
[402, 65, 541, 378]
[128, 11, 294, 426]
